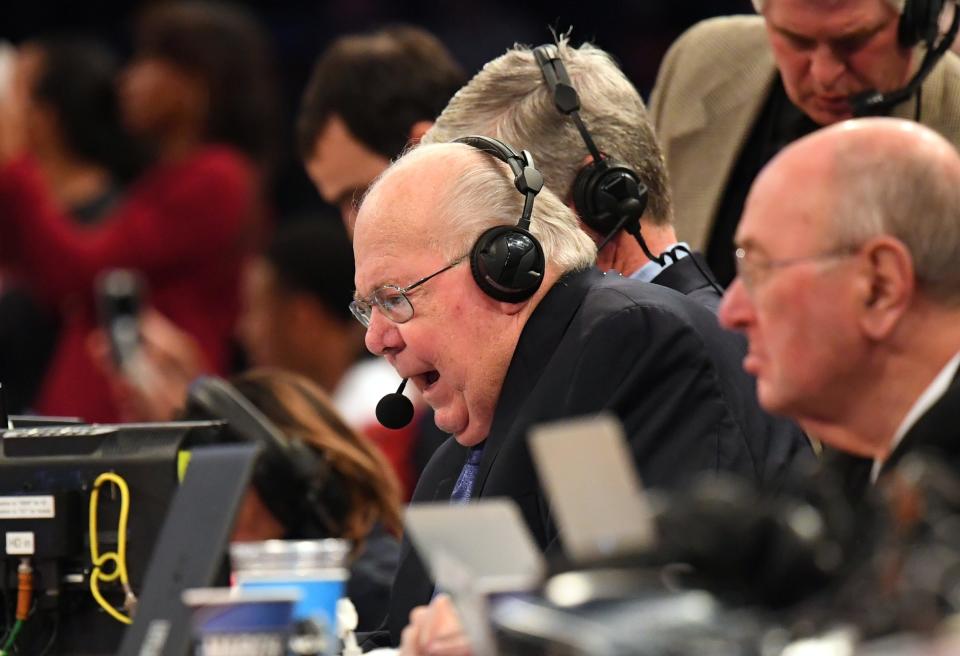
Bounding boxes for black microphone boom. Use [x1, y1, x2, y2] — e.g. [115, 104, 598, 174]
[851, 5, 960, 117]
[376, 378, 415, 429]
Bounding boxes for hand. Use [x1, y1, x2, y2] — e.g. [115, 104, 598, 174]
[89, 309, 210, 422]
[399, 594, 472, 656]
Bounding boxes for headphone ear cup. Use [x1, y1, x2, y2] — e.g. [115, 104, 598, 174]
[572, 161, 608, 234]
[899, 0, 942, 47]
[470, 225, 545, 302]
[572, 159, 649, 238]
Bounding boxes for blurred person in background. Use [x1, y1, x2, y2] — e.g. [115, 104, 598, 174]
[0, 36, 142, 413]
[188, 368, 403, 631]
[237, 219, 428, 499]
[0, 1, 279, 422]
[650, 0, 960, 286]
[296, 24, 466, 235]
[91, 219, 426, 499]
[295, 24, 467, 487]
[719, 118, 960, 492]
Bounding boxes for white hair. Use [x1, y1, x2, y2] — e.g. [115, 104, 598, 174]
[752, 0, 905, 13]
[423, 37, 673, 226]
[372, 143, 597, 275]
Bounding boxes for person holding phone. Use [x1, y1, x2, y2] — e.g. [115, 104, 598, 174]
[0, 2, 278, 421]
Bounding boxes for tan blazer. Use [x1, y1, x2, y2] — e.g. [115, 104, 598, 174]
[649, 15, 960, 250]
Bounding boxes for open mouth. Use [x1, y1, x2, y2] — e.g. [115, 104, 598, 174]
[414, 370, 440, 392]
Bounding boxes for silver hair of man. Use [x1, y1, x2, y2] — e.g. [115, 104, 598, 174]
[376, 142, 597, 274]
[830, 129, 960, 305]
[423, 37, 673, 226]
[752, 0, 905, 13]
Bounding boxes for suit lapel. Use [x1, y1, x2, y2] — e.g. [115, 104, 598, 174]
[471, 269, 599, 496]
[884, 366, 960, 474]
[650, 252, 719, 297]
[665, 56, 777, 249]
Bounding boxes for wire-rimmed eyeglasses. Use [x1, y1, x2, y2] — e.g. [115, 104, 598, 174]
[349, 256, 467, 328]
[733, 245, 860, 293]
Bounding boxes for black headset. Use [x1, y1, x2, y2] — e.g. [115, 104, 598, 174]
[184, 376, 348, 539]
[900, 0, 945, 47]
[453, 134, 547, 303]
[533, 44, 648, 246]
[853, 0, 959, 116]
[532, 43, 724, 296]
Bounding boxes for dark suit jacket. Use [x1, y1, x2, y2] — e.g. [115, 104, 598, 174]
[650, 252, 812, 487]
[883, 365, 960, 476]
[819, 366, 960, 503]
[361, 268, 813, 648]
[650, 251, 723, 313]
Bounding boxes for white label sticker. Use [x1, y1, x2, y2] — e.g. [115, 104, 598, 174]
[6, 532, 35, 555]
[0, 496, 55, 519]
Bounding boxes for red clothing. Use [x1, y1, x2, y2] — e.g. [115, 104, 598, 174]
[0, 146, 259, 422]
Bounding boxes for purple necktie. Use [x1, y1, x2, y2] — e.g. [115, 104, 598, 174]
[450, 445, 485, 504]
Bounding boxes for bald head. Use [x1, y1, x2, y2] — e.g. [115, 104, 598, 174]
[721, 117, 960, 458]
[760, 118, 960, 304]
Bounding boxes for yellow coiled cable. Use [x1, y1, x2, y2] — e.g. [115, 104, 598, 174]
[89, 472, 135, 625]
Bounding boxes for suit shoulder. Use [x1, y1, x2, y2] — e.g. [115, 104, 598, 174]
[934, 52, 960, 143]
[582, 276, 714, 334]
[653, 15, 769, 119]
[666, 15, 768, 69]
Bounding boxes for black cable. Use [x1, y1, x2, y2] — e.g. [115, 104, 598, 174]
[669, 244, 726, 297]
[597, 208, 725, 298]
[624, 223, 666, 266]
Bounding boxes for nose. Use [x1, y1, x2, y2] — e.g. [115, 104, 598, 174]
[809, 44, 846, 91]
[718, 277, 755, 333]
[363, 308, 405, 356]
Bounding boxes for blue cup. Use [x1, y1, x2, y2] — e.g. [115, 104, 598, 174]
[230, 540, 350, 637]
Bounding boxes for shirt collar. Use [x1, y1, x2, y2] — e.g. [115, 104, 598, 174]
[871, 351, 960, 482]
[628, 242, 690, 282]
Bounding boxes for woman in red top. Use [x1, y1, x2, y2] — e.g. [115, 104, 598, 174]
[0, 2, 279, 421]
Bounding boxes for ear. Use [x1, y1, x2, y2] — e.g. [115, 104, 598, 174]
[857, 236, 915, 341]
[407, 120, 434, 146]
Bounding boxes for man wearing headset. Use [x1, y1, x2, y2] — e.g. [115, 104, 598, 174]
[354, 138, 805, 651]
[423, 39, 719, 310]
[650, 0, 960, 286]
[422, 40, 812, 492]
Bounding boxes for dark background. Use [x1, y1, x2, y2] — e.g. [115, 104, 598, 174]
[3, 0, 754, 219]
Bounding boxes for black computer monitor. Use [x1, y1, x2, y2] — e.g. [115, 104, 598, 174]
[0, 421, 224, 655]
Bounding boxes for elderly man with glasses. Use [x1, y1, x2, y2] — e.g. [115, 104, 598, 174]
[352, 139, 811, 651]
[720, 117, 960, 491]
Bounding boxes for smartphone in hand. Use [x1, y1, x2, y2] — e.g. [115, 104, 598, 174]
[96, 269, 145, 371]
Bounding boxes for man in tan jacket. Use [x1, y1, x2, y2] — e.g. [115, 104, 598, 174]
[650, 0, 960, 286]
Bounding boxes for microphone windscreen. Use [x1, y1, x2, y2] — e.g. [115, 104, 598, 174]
[376, 392, 415, 429]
